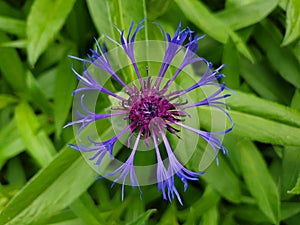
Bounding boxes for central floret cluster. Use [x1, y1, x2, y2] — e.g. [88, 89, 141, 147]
[123, 79, 184, 139]
[66, 20, 233, 204]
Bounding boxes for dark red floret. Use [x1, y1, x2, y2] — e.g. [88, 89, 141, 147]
[128, 94, 183, 138]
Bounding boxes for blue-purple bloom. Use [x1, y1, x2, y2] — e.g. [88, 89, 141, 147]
[65, 21, 233, 204]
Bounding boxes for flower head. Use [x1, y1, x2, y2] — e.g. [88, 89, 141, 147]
[66, 20, 233, 204]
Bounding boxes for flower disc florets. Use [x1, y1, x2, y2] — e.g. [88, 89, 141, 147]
[66, 20, 233, 205]
[119, 78, 184, 139]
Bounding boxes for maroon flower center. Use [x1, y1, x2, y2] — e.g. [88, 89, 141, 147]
[128, 94, 183, 138]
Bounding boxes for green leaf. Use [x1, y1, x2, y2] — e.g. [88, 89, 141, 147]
[291, 89, 300, 110]
[0, 118, 24, 169]
[217, 0, 278, 30]
[222, 37, 240, 89]
[6, 158, 26, 185]
[0, 94, 18, 110]
[70, 193, 105, 225]
[0, 1, 23, 18]
[0, 146, 92, 225]
[86, 0, 147, 40]
[26, 71, 53, 115]
[26, 0, 76, 66]
[240, 57, 293, 104]
[126, 209, 156, 225]
[178, 186, 220, 221]
[237, 140, 280, 224]
[0, 33, 26, 94]
[281, 202, 300, 220]
[0, 39, 27, 48]
[86, 0, 148, 83]
[288, 176, 300, 194]
[174, 0, 254, 62]
[39, 209, 77, 225]
[14, 102, 56, 167]
[254, 21, 300, 89]
[226, 90, 300, 128]
[199, 106, 300, 146]
[36, 68, 57, 99]
[157, 204, 178, 225]
[0, 16, 26, 36]
[0, 124, 119, 224]
[281, 147, 300, 199]
[146, 0, 173, 20]
[54, 50, 77, 138]
[201, 156, 242, 203]
[234, 205, 270, 223]
[282, 0, 300, 46]
[124, 197, 145, 223]
[201, 205, 219, 225]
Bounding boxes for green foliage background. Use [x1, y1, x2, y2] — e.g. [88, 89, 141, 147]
[0, 0, 300, 224]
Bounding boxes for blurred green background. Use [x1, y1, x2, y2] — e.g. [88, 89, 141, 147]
[0, 0, 300, 224]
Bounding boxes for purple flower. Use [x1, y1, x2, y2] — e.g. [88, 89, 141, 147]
[66, 21, 233, 204]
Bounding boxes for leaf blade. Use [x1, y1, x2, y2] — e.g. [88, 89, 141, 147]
[238, 140, 280, 224]
[174, 0, 254, 62]
[26, 0, 76, 66]
[14, 102, 56, 167]
[282, 0, 300, 46]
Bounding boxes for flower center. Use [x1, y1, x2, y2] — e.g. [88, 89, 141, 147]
[129, 95, 176, 134]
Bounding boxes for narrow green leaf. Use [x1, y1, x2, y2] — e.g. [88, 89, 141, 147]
[70, 193, 105, 225]
[281, 147, 300, 199]
[237, 140, 280, 224]
[225, 0, 261, 8]
[226, 90, 300, 128]
[291, 89, 300, 110]
[86, 0, 114, 43]
[41, 218, 83, 225]
[0, 118, 24, 169]
[0, 16, 25, 36]
[222, 37, 240, 89]
[0, 114, 53, 170]
[26, 71, 53, 115]
[124, 197, 145, 223]
[201, 205, 219, 225]
[255, 21, 300, 88]
[174, 0, 254, 62]
[14, 102, 56, 167]
[6, 158, 26, 185]
[201, 156, 242, 203]
[178, 186, 220, 221]
[217, 0, 278, 30]
[0, 125, 119, 225]
[26, 0, 76, 66]
[282, 0, 300, 46]
[0, 39, 27, 48]
[234, 205, 270, 223]
[35, 42, 72, 73]
[240, 57, 293, 104]
[281, 202, 300, 220]
[54, 50, 77, 138]
[37, 68, 57, 99]
[0, 94, 18, 110]
[0, 1, 23, 18]
[86, 0, 148, 83]
[0, 145, 91, 225]
[157, 204, 178, 225]
[0, 33, 26, 94]
[147, 0, 173, 20]
[288, 176, 300, 194]
[39, 209, 77, 224]
[126, 209, 156, 225]
[200, 106, 300, 146]
[86, 0, 147, 40]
